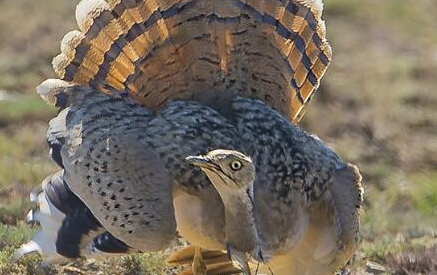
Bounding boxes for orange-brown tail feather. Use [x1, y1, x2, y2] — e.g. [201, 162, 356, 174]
[41, 0, 331, 123]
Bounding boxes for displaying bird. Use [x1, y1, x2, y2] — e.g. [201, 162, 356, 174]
[13, 0, 364, 274]
[15, 88, 363, 275]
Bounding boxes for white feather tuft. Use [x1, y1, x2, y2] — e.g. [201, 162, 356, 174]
[106, 0, 122, 9]
[25, 209, 35, 223]
[13, 177, 67, 263]
[52, 54, 69, 79]
[12, 240, 42, 263]
[60, 30, 85, 58]
[83, 241, 125, 259]
[75, 0, 110, 32]
[36, 79, 72, 106]
[295, 0, 324, 18]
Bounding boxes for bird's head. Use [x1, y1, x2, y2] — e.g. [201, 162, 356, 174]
[186, 149, 255, 191]
[187, 149, 263, 266]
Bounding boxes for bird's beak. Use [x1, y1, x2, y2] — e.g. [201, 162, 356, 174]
[185, 155, 216, 169]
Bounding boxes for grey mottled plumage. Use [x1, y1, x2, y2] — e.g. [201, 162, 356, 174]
[183, 149, 363, 275]
[14, 0, 364, 274]
[17, 84, 361, 274]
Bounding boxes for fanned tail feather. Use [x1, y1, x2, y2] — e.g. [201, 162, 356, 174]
[23, 0, 333, 267]
[42, 0, 331, 123]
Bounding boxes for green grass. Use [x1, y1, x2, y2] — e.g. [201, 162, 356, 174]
[0, 96, 57, 224]
[0, 95, 55, 125]
[410, 173, 437, 217]
[1, 0, 436, 274]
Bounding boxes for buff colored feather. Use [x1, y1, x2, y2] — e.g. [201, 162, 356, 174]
[41, 0, 331, 123]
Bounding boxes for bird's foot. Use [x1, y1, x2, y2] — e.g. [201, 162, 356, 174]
[226, 243, 251, 275]
[192, 246, 207, 275]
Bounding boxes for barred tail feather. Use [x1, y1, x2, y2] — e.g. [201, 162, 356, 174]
[41, 0, 331, 123]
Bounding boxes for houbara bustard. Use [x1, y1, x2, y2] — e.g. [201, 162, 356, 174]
[13, 0, 364, 274]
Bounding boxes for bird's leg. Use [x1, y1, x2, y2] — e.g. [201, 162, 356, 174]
[227, 243, 251, 275]
[255, 262, 260, 275]
[192, 246, 207, 275]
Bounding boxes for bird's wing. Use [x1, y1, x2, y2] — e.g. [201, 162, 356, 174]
[45, 86, 177, 252]
[12, 170, 137, 263]
[42, 0, 331, 122]
[328, 164, 364, 269]
[18, 83, 243, 262]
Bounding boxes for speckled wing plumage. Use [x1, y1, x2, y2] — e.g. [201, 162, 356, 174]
[57, 118, 178, 252]
[16, 85, 242, 262]
[167, 164, 364, 275]
[43, 86, 240, 255]
[13, 0, 364, 272]
[12, 170, 137, 262]
[328, 164, 363, 270]
[46, 0, 331, 123]
[17, 85, 350, 266]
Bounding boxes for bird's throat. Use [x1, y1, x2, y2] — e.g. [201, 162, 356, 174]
[219, 187, 258, 253]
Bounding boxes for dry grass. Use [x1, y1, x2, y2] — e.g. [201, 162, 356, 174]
[0, 0, 436, 274]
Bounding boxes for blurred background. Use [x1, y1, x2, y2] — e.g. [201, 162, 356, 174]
[0, 0, 436, 274]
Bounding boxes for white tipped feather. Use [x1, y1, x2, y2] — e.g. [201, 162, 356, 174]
[106, 0, 122, 9]
[83, 242, 125, 259]
[13, 185, 66, 263]
[297, 0, 323, 12]
[36, 79, 72, 105]
[41, 0, 333, 123]
[75, 0, 110, 32]
[60, 30, 85, 58]
[25, 209, 35, 223]
[52, 53, 70, 79]
[34, 189, 66, 235]
[29, 190, 39, 203]
[12, 240, 42, 263]
[16, 232, 64, 263]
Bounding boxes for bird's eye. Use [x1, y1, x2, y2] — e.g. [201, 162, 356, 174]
[230, 160, 242, 171]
